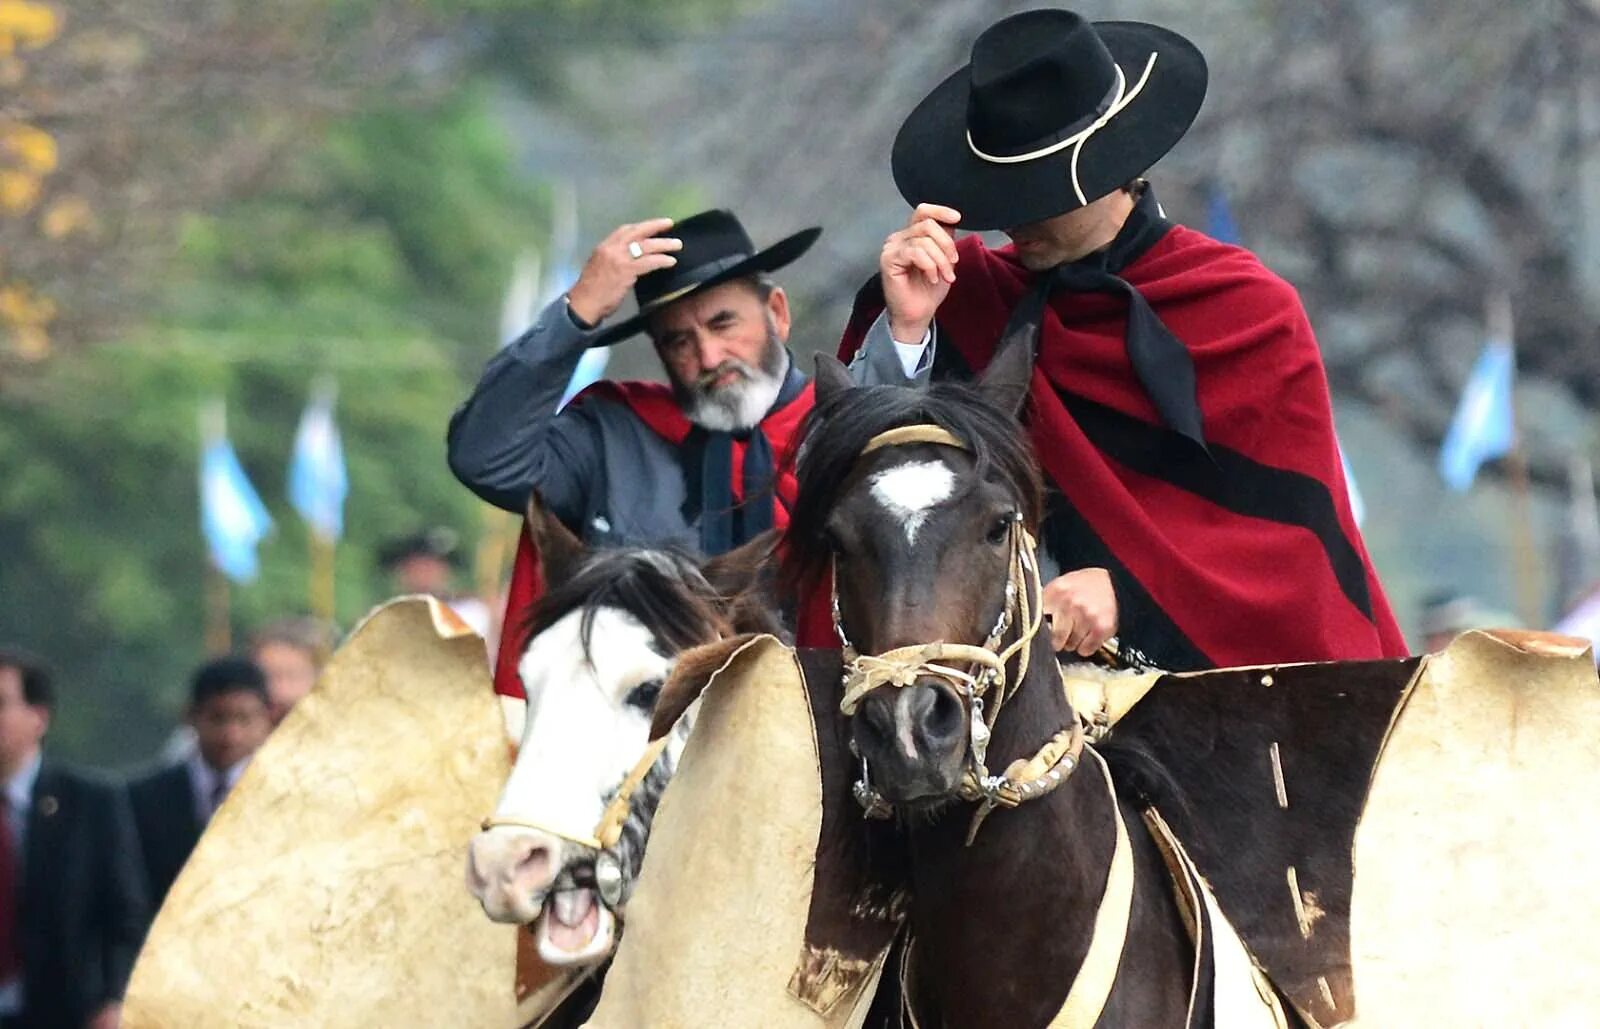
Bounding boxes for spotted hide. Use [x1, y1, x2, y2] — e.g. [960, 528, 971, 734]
[1109, 654, 1419, 1026]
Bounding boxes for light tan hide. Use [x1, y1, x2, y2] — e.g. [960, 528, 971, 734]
[1350, 629, 1600, 1025]
[584, 635, 886, 1029]
[123, 597, 525, 1027]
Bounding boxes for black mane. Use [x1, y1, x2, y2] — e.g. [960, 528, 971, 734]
[524, 547, 725, 663]
[783, 380, 1044, 589]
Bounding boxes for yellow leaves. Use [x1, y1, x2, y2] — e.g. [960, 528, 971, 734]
[0, 121, 56, 214]
[41, 193, 92, 239]
[0, 5, 61, 362]
[0, 1, 58, 56]
[2, 122, 56, 173]
[0, 282, 54, 361]
[0, 168, 39, 212]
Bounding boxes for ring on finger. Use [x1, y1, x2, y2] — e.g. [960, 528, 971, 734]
[627, 241, 645, 260]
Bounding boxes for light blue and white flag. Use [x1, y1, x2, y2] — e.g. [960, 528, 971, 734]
[531, 181, 610, 410]
[1339, 443, 1366, 527]
[288, 378, 348, 541]
[499, 251, 541, 348]
[558, 348, 610, 410]
[1439, 294, 1516, 492]
[200, 400, 274, 582]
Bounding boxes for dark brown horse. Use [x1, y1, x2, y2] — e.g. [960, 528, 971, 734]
[784, 347, 1198, 1027]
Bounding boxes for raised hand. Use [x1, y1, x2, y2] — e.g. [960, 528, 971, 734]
[879, 203, 961, 342]
[565, 218, 683, 326]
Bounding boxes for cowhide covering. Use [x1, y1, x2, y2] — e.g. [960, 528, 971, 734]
[1109, 654, 1420, 1026]
[123, 598, 523, 1027]
[792, 649, 908, 1016]
[585, 636, 899, 1029]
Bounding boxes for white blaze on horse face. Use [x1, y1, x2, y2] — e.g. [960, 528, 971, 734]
[869, 460, 957, 546]
[496, 606, 672, 848]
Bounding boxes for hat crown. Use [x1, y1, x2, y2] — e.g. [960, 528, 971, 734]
[966, 9, 1120, 156]
[634, 208, 758, 308]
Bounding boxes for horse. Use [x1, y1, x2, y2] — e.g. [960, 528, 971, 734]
[781, 346, 1206, 1027]
[466, 494, 778, 972]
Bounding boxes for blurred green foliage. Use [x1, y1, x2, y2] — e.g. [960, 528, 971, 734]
[0, 87, 533, 765]
[1, 0, 756, 767]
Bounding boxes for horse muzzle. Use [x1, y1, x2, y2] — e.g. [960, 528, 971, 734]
[466, 825, 623, 965]
[852, 680, 969, 804]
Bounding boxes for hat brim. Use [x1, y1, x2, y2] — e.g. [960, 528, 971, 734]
[891, 22, 1207, 232]
[589, 226, 822, 348]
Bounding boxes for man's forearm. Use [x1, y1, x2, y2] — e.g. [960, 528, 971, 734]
[446, 298, 598, 512]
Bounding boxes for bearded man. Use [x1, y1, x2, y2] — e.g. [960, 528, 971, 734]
[452, 209, 901, 696]
[833, 10, 1407, 669]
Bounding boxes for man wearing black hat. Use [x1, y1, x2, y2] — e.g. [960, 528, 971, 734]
[836, 9, 1408, 671]
[450, 210, 906, 696]
[450, 211, 824, 552]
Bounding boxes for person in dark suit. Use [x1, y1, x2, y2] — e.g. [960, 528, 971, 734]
[0, 647, 147, 1029]
[128, 657, 271, 910]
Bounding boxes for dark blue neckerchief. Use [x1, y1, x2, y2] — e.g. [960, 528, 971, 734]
[683, 355, 806, 555]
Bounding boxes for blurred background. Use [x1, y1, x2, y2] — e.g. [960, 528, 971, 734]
[3, 0, 1599, 766]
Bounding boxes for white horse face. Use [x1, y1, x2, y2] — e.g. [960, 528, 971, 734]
[466, 604, 674, 965]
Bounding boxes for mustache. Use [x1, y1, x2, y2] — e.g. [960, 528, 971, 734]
[693, 361, 753, 391]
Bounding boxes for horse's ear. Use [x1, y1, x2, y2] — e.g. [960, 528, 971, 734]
[813, 352, 855, 405]
[525, 490, 584, 588]
[701, 530, 788, 640]
[701, 531, 774, 598]
[977, 334, 1036, 419]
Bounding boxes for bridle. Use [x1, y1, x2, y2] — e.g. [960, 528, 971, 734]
[480, 730, 675, 916]
[477, 553, 722, 921]
[833, 423, 1085, 844]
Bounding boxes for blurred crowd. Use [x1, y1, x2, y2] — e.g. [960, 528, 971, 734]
[0, 528, 492, 1027]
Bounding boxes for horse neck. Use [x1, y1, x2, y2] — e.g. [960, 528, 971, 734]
[902, 630, 1192, 1026]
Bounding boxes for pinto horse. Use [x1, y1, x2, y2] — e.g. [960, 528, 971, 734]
[467, 494, 777, 971]
[783, 347, 1209, 1028]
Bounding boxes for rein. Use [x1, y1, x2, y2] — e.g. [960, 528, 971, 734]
[835, 423, 1086, 843]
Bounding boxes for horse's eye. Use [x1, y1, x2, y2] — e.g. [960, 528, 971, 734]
[985, 514, 1013, 545]
[624, 679, 663, 711]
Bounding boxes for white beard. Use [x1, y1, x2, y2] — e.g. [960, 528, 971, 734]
[684, 350, 789, 433]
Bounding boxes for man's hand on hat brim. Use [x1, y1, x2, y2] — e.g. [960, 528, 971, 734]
[568, 218, 683, 328]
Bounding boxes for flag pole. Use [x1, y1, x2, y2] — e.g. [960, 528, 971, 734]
[310, 529, 336, 627]
[1497, 293, 1545, 627]
[199, 398, 231, 654]
[205, 561, 231, 655]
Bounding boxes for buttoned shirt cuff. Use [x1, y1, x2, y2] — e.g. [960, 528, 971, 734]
[890, 326, 934, 378]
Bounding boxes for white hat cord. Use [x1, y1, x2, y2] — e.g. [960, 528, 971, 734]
[965, 52, 1160, 207]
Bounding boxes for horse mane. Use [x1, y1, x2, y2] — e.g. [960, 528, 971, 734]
[783, 380, 1044, 591]
[524, 547, 727, 664]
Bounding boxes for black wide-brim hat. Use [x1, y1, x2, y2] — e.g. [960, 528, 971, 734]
[892, 10, 1207, 232]
[591, 209, 821, 348]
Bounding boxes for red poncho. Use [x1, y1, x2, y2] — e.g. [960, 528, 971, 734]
[834, 226, 1406, 668]
[491, 379, 813, 698]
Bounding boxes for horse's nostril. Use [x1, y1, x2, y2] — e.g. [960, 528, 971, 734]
[923, 685, 964, 742]
[515, 840, 553, 885]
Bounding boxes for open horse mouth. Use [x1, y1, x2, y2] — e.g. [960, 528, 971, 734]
[537, 887, 616, 965]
